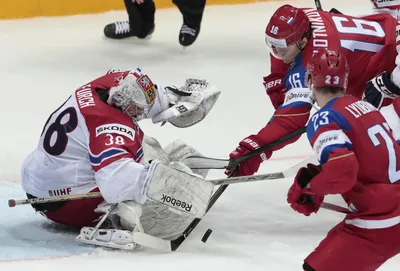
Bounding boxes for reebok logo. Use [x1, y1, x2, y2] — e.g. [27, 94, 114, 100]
[161, 194, 192, 212]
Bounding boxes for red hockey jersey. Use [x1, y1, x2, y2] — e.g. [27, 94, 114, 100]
[307, 96, 400, 229]
[258, 9, 399, 158]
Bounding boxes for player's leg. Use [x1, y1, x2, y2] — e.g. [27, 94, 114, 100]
[77, 160, 214, 248]
[27, 189, 104, 228]
[104, 0, 155, 40]
[304, 221, 396, 271]
[172, 0, 206, 46]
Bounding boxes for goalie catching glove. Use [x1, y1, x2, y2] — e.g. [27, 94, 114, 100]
[108, 69, 221, 128]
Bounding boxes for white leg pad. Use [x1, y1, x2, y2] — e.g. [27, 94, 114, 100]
[140, 201, 193, 239]
[144, 160, 214, 218]
[140, 135, 171, 165]
[117, 201, 144, 232]
[164, 139, 210, 178]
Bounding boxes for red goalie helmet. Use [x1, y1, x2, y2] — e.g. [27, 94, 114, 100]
[306, 49, 349, 90]
[265, 5, 311, 62]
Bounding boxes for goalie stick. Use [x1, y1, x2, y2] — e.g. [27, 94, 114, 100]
[132, 127, 308, 251]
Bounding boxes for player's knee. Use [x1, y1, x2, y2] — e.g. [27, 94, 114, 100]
[303, 262, 316, 271]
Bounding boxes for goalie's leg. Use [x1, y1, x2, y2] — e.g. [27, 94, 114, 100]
[144, 160, 214, 218]
[164, 139, 210, 178]
[77, 160, 214, 249]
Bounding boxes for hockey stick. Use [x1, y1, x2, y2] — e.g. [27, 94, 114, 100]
[313, 0, 342, 14]
[132, 127, 308, 251]
[206, 156, 316, 186]
[7, 163, 312, 210]
[314, 0, 323, 10]
[8, 191, 102, 207]
[321, 202, 349, 214]
[132, 156, 349, 251]
[184, 126, 307, 170]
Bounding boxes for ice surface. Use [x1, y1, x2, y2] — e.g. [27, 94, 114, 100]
[0, 0, 399, 270]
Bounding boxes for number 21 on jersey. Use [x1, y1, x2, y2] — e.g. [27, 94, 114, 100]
[368, 123, 400, 184]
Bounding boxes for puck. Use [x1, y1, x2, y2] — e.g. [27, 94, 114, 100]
[201, 229, 212, 243]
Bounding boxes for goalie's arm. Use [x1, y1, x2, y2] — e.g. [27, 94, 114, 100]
[149, 79, 221, 128]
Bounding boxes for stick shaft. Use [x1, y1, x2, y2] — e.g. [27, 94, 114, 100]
[8, 192, 102, 207]
[321, 202, 349, 214]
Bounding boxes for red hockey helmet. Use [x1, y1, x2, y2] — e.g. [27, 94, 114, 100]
[306, 49, 349, 90]
[265, 5, 311, 62]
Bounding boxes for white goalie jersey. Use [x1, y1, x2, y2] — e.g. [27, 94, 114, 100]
[21, 71, 149, 204]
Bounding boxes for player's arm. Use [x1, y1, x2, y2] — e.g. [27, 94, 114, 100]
[103, 69, 221, 128]
[88, 120, 213, 218]
[88, 119, 149, 204]
[263, 54, 289, 109]
[363, 14, 400, 108]
[306, 120, 359, 196]
[286, 111, 359, 216]
[226, 68, 313, 177]
[371, 0, 400, 10]
[380, 96, 400, 141]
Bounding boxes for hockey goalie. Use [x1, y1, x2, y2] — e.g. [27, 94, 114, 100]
[20, 68, 221, 250]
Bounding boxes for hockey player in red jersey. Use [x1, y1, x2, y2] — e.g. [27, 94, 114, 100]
[21, 68, 221, 250]
[287, 49, 400, 271]
[226, 4, 400, 177]
[371, 0, 400, 21]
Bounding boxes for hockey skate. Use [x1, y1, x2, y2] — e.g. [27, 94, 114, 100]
[76, 227, 137, 250]
[76, 202, 140, 250]
[179, 23, 200, 47]
[103, 21, 155, 40]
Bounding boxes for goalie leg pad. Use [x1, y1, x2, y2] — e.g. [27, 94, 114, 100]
[144, 160, 214, 218]
[117, 201, 144, 233]
[141, 135, 171, 165]
[164, 139, 210, 178]
[140, 201, 193, 239]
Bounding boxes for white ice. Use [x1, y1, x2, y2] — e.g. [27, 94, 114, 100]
[0, 0, 399, 270]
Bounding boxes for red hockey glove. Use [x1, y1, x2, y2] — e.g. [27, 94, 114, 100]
[287, 164, 324, 216]
[263, 74, 286, 109]
[225, 135, 270, 177]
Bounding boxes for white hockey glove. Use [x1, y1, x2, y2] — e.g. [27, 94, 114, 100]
[150, 79, 221, 128]
[143, 160, 214, 218]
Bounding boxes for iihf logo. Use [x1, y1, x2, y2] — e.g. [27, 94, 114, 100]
[49, 188, 72, 196]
